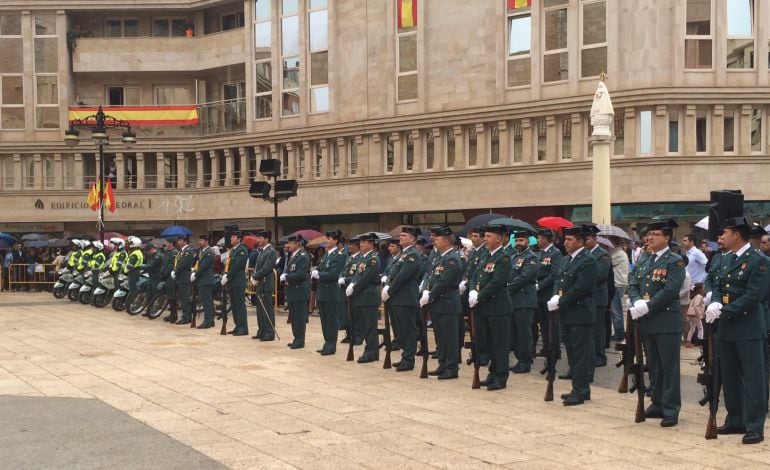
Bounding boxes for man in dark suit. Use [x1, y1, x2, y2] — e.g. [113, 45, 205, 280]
[707, 217, 768, 444]
[628, 219, 684, 426]
[250, 230, 277, 341]
[548, 225, 598, 406]
[192, 235, 216, 328]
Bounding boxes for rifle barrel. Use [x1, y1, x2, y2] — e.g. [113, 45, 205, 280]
[419, 306, 429, 379]
[346, 300, 354, 362]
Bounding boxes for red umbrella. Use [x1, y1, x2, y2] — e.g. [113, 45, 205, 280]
[243, 235, 258, 250]
[537, 217, 573, 230]
[292, 229, 323, 240]
[103, 231, 126, 240]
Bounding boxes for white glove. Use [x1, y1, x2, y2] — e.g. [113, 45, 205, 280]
[459, 280, 467, 295]
[535, 282, 539, 291]
[381, 286, 390, 303]
[381, 275, 388, 284]
[629, 306, 642, 320]
[311, 270, 319, 280]
[280, 273, 287, 283]
[705, 302, 722, 323]
[419, 290, 430, 307]
[468, 289, 479, 306]
[547, 297, 559, 311]
[338, 277, 346, 286]
[633, 300, 649, 316]
[704, 291, 713, 306]
[220, 274, 228, 286]
[170, 270, 176, 280]
[190, 272, 196, 282]
[418, 280, 425, 291]
[345, 283, 355, 297]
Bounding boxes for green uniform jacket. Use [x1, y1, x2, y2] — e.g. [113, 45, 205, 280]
[537, 245, 563, 301]
[285, 249, 310, 302]
[142, 252, 164, 282]
[475, 247, 512, 316]
[194, 247, 215, 286]
[467, 245, 489, 288]
[351, 251, 380, 307]
[419, 250, 438, 286]
[704, 251, 725, 295]
[428, 249, 463, 314]
[159, 248, 177, 280]
[388, 245, 421, 307]
[252, 244, 277, 294]
[343, 253, 360, 285]
[317, 248, 346, 302]
[755, 249, 770, 332]
[589, 245, 612, 306]
[627, 249, 685, 334]
[226, 244, 248, 287]
[175, 246, 195, 282]
[554, 249, 597, 325]
[508, 247, 538, 310]
[713, 247, 769, 341]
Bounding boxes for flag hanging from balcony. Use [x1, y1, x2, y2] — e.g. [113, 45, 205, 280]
[68, 106, 199, 126]
[397, 0, 417, 29]
[508, 0, 531, 9]
[87, 182, 98, 211]
[104, 180, 116, 213]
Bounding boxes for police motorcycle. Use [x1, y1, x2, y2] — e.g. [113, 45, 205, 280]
[111, 274, 130, 311]
[146, 279, 169, 319]
[68, 239, 94, 301]
[78, 271, 95, 304]
[126, 271, 152, 316]
[93, 269, 117, 308]
[53, 239, 81, 299]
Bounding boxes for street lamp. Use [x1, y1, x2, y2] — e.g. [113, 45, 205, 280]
[249, 159, 298, 237]
[64, 105, 137, 243]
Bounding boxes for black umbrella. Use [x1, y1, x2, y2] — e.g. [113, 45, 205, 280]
[463, 213, 507, 232]
[20, 233, 53, 241]
[48, 239, 71, 248]
[488, 217, 536, 234]
[25, 240, 50, 248]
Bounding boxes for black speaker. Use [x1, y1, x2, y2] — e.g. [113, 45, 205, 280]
[259, 158, 281, 177]
[223, 224, 240, 249]
[249, 181, 271, 199]
[274, 179, 298, 198]
[708, 190, 743, 241]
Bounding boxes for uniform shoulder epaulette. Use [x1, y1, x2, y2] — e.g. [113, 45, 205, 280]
[406, 255, 416, 262]
[447, 258, 457, 266]
[501, 255, 511, 263]
[370, 257, 377, 265]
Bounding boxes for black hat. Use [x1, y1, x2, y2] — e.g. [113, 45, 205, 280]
[483, 224, 508, 235]
[512, 230, 535, 238]
[401, 226, 421, 237]
[256, 230, 272, 239]
[646, 219, 679, 232]
[286, 234, 304, 243]
[230, 230, 243, 238]
[165, 237, 177, 244]
[430, 225, 453, 236]
[749, 224, 767, 238]
[325, 229, 343, 239]
[470, 226, 485, 235]
[583, 224, 601, 237]
[199, 234, 210, 241]
[349, 236, 360, 244]
[537, 229, 554, 238]
[358, 232, 378, 242]
[723, 216, 750, 230]
[388, 238, 400, 246]
[563, 226, 590, 238]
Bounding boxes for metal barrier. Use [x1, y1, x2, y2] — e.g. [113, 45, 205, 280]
[244, 268, 278, 309]
[7, 263, 58, 290]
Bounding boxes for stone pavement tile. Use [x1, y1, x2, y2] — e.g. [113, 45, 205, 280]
[456, 443, 535, 465]
[669, 446, 768, 466]
[319, 417, 385, 436]
[252, 439, 365, 470]
[168, 428, 242, 447]
[318, 439, 437, 470]
[223, 453, 299, 470]
[739, 450, 770, 464]
[145, 416, 210, 434]
[504, 458, 589, 470]
[192, 438, 263, 463]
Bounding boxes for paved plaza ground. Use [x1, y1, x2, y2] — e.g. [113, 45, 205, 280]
[0, 293, 768, 469]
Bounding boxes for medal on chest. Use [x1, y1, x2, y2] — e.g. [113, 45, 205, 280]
[542, 257, 551, 266]
[516, 258, 524, 267]
[484, 262, 494, 273]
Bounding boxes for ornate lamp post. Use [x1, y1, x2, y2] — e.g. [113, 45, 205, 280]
[249, 159, 298, 237]
[64, 105, 137, 242]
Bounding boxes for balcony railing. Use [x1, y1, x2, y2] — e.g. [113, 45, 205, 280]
[197, 98, 246, 136]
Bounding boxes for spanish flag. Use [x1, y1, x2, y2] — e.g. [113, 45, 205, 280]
[398, 0, 417, 29]
[508, 0, 531, 10]
[68, 106, 199, 126]
[104, 180, 116, 213]
[87, 182, 98, 211]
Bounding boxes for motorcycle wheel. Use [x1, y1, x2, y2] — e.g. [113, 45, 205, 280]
[127, 291, 148, 316]
[67, 288, 79, 301]
[147, 293, 169, 319]
[79, 290, 93, 305]
[93, 291, 111, 308]
[112, 294, 127, 311]
[53, 285, 67, 299]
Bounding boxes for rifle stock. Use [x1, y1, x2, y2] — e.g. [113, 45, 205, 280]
[632, 315, 646, 423]
[382, 301, 392, 369]
[190, 284, 197, 328]
[420, 306, 429, 379]
[543, 310, 557, 401]
[219, 287, 227, 335]
[469, 307, 480, 389]
[702, 320, 720, 439]
[616, 311, 633, 394]
[346, 300, 354, 362]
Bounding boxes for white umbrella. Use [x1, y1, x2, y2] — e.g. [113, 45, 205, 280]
[765, 224, 770, 233]
[597, 236, 615, 249]
[459, 237, 472, 249]
[596, 224, 630, 240]
[695, 216, 709, 230]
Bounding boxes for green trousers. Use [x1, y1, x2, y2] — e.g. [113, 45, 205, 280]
[644, 332, 681, 419]
[433, 313, 460, 374]
[482, 315, 511, 386]
[563, 324, 593, 397]
[510, 308, 535, 367]
[317, 300, 339, 352]
[720, 338, 767, 434]
[392, 304, 417, 366]
[288, 300, 308, 346]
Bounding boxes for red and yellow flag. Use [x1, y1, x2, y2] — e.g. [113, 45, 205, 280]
[68, 106, 199, 126]
[397, 0, 417, 29]
[87, 182, 98, 211]
[508, 0, 531, 10]
[104, 180, 116, 213]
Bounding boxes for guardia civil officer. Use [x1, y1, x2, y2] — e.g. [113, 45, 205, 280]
[706, 217, 768, 444]
[312, 230, 346, 354]
[250, 230, 277, 341]
[171, 236, 195, 325]
[508, 230, 539, 374]
[192, 235, 215, 328]
[547, 225, 598, 406]
[282, 234, 310, 348]
[584, 226, 612, 368]
[346, 233, 381, 363]
[628, 219, 684, 426]
[223, 230, 249, 336]
[536, 229, 563, 358]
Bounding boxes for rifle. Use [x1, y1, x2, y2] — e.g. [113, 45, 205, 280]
[219, 284, 228, 335]
[346, 299, 354, 361]
[632, 315, 646, 423]
[698, 319, 720, 439]
[419, 306, 429, 379]
[469, 307, 480, 389]
[190, 283, 197, 328]
[542, 310, 558, 401]
[615, 311, 634, 393]
[381, 301, 392, 369]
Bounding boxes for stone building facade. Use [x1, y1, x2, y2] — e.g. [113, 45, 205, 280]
[0, 0, 768, 236]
